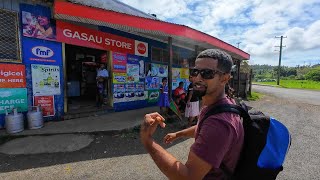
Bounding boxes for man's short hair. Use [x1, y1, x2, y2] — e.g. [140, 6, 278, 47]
[196, 49, 233, 73]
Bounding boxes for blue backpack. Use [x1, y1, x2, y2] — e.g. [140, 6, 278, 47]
[200, 103, 291, 180]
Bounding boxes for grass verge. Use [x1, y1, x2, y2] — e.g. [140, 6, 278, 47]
[254, 80, 320, 90]
[247, 91, 263, 101]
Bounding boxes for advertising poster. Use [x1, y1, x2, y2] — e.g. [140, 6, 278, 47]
[135, 82, 146, 101]
[22, 37, 62, 64]
[113, 84, 126, 103]
[0, 64, 26, 88]
[181, 68, 190, 79]
[112, 52, 127, 73]
[172, 79, 180, 90]
[147, 90, 160, 103]
[127, 64, 139, 82]
[0, 88, 28, 114]
[173, 78, 189, 92]
[20, 4, 56, 41]
[145, 76, 159, 90]
[150, 63, 168, 77]
[173, 68, 181, 79]
[113, 73, 127, 84]
[125, 83, 136, 101]
[127, 54, 145, 79]
[33, 96, 55, 117]
[31, 64, 61, 96]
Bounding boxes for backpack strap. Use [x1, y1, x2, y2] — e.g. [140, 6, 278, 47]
[198, 104, 252, 179]
[198, 104, 252, 133]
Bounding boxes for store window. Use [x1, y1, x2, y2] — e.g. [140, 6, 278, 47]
[173, 51, 180, 65]
[0, 9, 20, 61]
[162, 50, 169, 63]
[151, 47, 182, 65]
[151, 47, 162, 62]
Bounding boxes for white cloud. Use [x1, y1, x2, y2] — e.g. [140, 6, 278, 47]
[120, 0, 191, 19]
[118, 0, 320, 66]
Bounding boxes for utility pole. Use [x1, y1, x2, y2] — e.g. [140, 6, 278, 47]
[275, 36, 287, 85]
[237, 42, 241, 48]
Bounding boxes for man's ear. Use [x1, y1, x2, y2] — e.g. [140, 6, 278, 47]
[220, 73, 231, 84]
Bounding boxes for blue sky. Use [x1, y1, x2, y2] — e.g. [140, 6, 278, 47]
[118, 0, 320, 67]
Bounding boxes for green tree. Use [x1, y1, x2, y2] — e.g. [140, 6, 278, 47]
[305, 67, 320, 81]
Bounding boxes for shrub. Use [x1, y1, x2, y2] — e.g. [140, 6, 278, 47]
[295, 75, 305, 80]
[305, 68, 320, 81]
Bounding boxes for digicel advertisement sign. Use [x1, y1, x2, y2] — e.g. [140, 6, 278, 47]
[56, 21, 135, 54]
[0, 64, 26, 88]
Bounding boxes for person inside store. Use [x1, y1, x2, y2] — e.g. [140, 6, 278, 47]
[173, 81, 186, 112]
[96, 63, 109, 107]
[140, 49, 244, 179]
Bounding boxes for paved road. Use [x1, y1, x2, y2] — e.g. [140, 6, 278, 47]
[252, 84, 320, 105]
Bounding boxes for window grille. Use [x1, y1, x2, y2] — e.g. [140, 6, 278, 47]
[0, 9, 20, 62]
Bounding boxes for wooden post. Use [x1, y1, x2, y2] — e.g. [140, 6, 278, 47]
[168, 37, 173, 99]
[62, 43, 68, 113]
[237, 60, 241, 97]
[248, 69, 253, 96]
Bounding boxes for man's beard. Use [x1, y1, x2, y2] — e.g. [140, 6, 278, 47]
[193, 89, 206, 98]
[193, 82, 207, 98]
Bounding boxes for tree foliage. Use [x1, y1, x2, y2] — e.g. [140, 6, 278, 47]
[252, 64, 320, 81]
[305, 67, 320, 81]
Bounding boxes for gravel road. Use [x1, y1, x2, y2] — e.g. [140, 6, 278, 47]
[1, 93, 319, 180]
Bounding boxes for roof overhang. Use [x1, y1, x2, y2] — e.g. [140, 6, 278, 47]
[54, 1, 250, 60]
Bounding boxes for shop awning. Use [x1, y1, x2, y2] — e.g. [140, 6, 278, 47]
[54, 1, 250, 60]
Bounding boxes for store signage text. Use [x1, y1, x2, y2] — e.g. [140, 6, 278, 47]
[34, 96, 55, 117]
[0, 88, 28, 114]
[32, 46, 54, 58]
[62, 29, 132, 50]
[0, 64, 26, 88]
[57, 21, 148, 57]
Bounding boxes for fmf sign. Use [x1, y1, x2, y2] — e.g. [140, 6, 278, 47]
[56, 21, 148, 57]
[22, 37, 62, 65]
[0, 64, 26, 88]
[32, 46, 54, 58]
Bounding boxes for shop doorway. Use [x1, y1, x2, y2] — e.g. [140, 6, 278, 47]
[65, 44, 112, 114]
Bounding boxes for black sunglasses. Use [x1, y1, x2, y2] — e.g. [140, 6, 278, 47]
[190, 68, 224, 79]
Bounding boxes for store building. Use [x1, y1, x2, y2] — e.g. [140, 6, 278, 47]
[0, 0, 250, 128]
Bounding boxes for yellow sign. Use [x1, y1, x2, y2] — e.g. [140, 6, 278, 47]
[113, 73, 127, 84]
[180, 68, 189, 79]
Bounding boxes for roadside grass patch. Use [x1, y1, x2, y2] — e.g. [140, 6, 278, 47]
[247, 91, 263, 101]
[254, 80, 320, 90]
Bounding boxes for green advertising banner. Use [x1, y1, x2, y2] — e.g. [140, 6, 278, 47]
[0, 88, 28, 114]
[147, 90, 160, 103]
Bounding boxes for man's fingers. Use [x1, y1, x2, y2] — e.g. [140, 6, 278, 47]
[148, 112, 165, 121]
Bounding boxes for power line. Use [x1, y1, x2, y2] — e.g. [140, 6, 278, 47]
[275, 36, 287, 85]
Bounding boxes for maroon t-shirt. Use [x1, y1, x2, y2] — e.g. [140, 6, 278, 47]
[191, 97, 244, 179]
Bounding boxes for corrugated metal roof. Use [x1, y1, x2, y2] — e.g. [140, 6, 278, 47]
[56, 1, 250, 60]
[68, 0, 158, 20]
